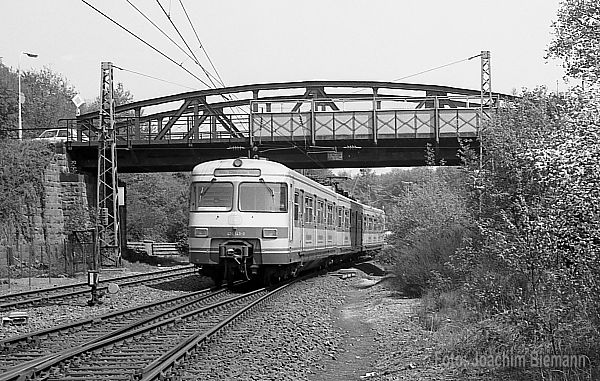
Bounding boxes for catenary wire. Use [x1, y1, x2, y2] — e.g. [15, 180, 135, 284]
[90, 0, 246, 118]
[80, 0, 212, 88]
[174, 0, 247, 114]
[178, 0, 226, 87]
[113, 65, 197, 90]
[155, 0, 221, 89]
[123, 0, 206, 76]
[352, 53, 482, 94]
[124, 0, 223, 87]
[392, 53, 481, 82]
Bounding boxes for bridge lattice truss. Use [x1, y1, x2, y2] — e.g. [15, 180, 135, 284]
[68, 81, 510, 170]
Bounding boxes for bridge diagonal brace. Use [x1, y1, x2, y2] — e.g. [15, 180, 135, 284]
[314, 87, 340, 111]
[291, 87, 340, 112]
[291, 88, 313, 112]
[199, 98, 244, 138]
[154, 99, 193, 140]
[183, 113, 209, 140]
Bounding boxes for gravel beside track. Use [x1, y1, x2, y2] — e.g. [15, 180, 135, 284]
[0, 266, 197, 312]
[30, 288, 271, 380]
[178, 274, 347, 380]
[0, 275, 212, 341]
[1, 267, 482, 380]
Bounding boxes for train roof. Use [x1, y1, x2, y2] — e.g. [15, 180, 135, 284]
[191, 158, 385, 215]
[191, 158, 294, 177]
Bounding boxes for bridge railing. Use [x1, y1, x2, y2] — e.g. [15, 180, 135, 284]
[250, 95, 489, 145]
[63, 114, 251, 144]
[62, 94, 495, 146]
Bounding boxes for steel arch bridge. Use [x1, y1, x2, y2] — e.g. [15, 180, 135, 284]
[65, 80, 510, 172]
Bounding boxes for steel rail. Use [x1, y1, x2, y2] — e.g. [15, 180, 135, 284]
[140, 279, 298, 380]
[0, 265, 194, 302]
[8, 287, 269, 380]
[0, 265, 196, 312]
[0, 286, 238, 381]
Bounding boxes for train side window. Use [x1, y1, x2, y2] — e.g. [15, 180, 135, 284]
[337, 207, 343, 228]
[294, 192, 299, 221]
[317, 200, 324, 225]
[344, 209, 350, 229]
[326, 203, 333, 227]
[304, 196, 314, 223]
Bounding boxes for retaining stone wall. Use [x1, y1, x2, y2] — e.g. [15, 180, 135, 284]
[0, 152, 91, 270]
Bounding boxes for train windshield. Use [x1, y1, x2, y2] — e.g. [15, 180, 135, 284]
[190, 181, 233, 211]
[239, 182, 287, 212]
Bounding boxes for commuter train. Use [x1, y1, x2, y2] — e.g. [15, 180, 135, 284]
[188, 158, 385, 285]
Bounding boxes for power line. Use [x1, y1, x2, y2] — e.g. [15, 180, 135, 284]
[113, 65, 197, 90]
[124, 0, 201, 70]
[124, 0, 224, 91]
[178, 0, 226, 87]
[392, 53, 481, 82]
[352, 53, 482, 94]
[80, 0, 212, 88]
[174, 0, 248, 114]
[155, 0, 221, 89]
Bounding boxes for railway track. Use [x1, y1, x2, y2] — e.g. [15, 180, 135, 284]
[0, 279, 296, 381]
[0, 265, 197, 312]
[0, 284, 237, 380]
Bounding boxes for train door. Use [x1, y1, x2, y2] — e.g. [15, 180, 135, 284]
[350, 205, 358, 249]
[297, 189, 304, 252]
[356, 211, 363, 250]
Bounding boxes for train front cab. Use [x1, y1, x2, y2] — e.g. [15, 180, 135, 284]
[188, 161, 293, 284]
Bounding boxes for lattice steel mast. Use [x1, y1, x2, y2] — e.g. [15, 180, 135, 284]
[96, 62, 121, 267]
[480, 51, 492, 114]
[479, 51, 492, 169]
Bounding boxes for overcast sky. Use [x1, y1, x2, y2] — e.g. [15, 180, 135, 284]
[1, 0, 569, 104]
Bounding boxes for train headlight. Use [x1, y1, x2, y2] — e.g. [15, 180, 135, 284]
[195, 228, 208, 238]
[262, 228, 277, 238]
[233, 158, 243, 167]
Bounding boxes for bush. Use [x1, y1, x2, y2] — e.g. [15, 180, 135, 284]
[453, 88, 600, 368]
[388, 166, 471, 296]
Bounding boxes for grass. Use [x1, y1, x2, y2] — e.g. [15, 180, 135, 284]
[411, 289, 600, 380]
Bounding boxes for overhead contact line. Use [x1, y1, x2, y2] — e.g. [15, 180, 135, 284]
[80, 0, 212, 88]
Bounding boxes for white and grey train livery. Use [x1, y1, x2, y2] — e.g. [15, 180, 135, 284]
[188, 158, 385, 284]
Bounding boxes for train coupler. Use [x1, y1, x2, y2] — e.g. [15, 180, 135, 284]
[219, 240, 253, 263]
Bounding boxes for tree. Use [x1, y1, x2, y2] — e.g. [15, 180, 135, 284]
[547, 0, 600, 83]
[0, 64, 77, 138]
[456, 88, 600, 358]
[21, 67, 77, 138]
[121, 172, 189, 243]
[0, 87, 18, 138]
[80, 82, 134, 114]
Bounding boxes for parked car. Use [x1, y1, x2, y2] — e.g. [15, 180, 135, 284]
[33, 128, 89, 142]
